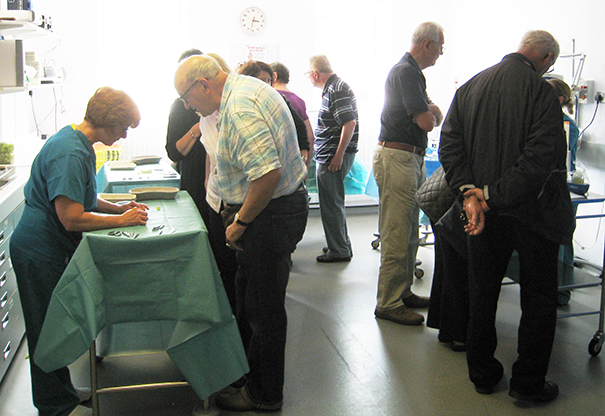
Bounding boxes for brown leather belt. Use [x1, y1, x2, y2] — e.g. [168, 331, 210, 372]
[378, 141, 425, 156]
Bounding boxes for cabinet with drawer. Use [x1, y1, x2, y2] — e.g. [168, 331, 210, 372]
[0, 173, 27, 383]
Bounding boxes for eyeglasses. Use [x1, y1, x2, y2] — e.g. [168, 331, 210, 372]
[430, 40, 445, 53]
[304, 70, 316, 78]
[179, 79, 199, 104]
[546, 54, 556, 73]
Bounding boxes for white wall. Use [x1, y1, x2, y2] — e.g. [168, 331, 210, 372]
[7, 0, 605, 264]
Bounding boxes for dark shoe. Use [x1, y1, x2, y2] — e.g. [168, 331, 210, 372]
[215, 387, 283, 412]
[322, 247, 353, 257]
[509, 381, 559, 403]
[474, 372, 504, 395]
[402, 293, 430, 308]
[475, 384, 496, 395]
[316, 254, 351, 263]
[375, 306, 424, 325]
[449, 341, 467, 352]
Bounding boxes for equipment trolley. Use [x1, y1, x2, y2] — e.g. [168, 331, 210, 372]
[566, 192, 605, 356]
[506, 192, 605, 356]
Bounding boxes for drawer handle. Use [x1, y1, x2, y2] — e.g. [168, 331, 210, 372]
[0, 271, 5, 288]
[0, 291, 7, 309]
[0, 251, 5, 268]
[1, 311, 8, 330]
[3, 341, 9, 360]
[0, 230, 4, 245]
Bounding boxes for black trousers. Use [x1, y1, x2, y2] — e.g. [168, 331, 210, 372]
[235, 189, 309, 404]
[427, 221, 469, 343]
[467, 214, 558, 394]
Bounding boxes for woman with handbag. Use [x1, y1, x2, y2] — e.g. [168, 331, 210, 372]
[416, 166, 469, 351]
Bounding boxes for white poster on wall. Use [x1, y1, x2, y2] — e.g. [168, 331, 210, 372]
[230, 44, 280, 66]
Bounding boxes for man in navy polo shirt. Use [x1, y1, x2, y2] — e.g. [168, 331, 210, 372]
[373, 22, 444, 325]
[307, 54, 359, 263]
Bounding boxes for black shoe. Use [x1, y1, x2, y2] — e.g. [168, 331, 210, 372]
[475, 384, 496, 395]
[215, 387, 283, 412]
[448, 341, 467, 352]
[509, 381, 559, 403]
[474, 373, 503, 395]
[316, 254, 351, 263]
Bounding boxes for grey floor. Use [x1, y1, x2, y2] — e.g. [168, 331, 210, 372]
[1, 207, 605, 416]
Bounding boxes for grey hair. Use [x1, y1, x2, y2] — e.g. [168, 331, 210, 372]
[412, 22, 444, 45]
[181, 54, 221, 83]
[519, 30, 560, 61]
[309, 54, 333, 74]
[207, 53, 232, 73]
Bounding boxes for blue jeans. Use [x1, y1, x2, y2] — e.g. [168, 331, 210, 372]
[316, 153, 355, 258]
[10, 242, 80, 416]
[235, 189, 309, 404]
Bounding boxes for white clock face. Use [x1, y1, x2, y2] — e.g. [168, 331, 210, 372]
[240, 7, 266, 35]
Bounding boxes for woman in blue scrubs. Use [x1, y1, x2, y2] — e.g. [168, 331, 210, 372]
[10, 87, 149, 416]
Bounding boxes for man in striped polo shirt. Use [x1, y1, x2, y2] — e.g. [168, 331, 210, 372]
[307, 54, 359, 263]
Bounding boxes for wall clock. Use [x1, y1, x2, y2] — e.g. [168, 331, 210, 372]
[240, 7, 266, 35]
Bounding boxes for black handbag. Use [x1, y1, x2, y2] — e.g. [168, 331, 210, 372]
[415, 166, 456, 223]
[434, 199, 469, 259]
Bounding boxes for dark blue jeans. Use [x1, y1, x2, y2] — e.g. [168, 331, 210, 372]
[467, 214, 558, 394]
[10, 242, 80, 416]
[235, 189, 308, 405]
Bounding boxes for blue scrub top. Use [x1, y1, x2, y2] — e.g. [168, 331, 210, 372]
[12, 125, 97, 263]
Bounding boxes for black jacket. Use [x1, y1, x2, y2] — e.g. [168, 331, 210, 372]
[165, 99, 209, 226]
[439, 53, 574, 244]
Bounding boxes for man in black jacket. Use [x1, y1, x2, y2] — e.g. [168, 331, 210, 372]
[439, 30, 574, 403]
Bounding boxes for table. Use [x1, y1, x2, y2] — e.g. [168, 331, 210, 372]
[34, 192, 248, 400]
[96, 161, 180, 193]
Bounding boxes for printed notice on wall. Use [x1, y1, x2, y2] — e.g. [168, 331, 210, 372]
[245, 44, 267, 61]
[230, 44, 280, 65]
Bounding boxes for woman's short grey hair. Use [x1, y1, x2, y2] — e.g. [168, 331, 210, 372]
[271, 62, 290, 84]
[309, 55, 333, 74]
[412, 22, 444, 45]
[519, 30, 560, 60]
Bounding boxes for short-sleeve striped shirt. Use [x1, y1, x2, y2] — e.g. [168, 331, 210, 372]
[216, 73, 307, 205]
[313, 74, 359, 164]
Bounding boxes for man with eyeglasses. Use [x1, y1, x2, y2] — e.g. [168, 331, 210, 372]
[306, 54, 359, 263]
[373, 21, 444, 326]
[174, 55, 308, 412]
[439, 30, 574, 402]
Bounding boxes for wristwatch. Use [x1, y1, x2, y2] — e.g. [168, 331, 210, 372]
[234, 212, 251, 227]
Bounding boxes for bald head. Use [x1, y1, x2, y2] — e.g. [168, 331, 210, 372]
[174, 54, 228, 117]
[174, 55, 221, 90]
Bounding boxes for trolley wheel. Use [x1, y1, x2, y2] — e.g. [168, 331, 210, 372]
[589, 337, 602, 356]
[371, 238, 380, 249]
[415, 268, 424, 279]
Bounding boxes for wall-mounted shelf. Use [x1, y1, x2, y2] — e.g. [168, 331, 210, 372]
[0, 83, 63, 95]
[0, 21, 58, 40]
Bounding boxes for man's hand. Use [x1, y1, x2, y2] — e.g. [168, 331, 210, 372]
[328, 153, 344, 172]
[225, 222, 246, 251]
[463, 188, 489, 236]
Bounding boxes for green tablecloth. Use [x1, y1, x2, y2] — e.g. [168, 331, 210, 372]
[34, 192, 248, 399]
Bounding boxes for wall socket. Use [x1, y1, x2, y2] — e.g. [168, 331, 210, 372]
[596, 92, 605, 103]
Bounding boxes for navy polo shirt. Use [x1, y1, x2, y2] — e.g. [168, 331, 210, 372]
[379, 53, 430, 148]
